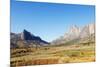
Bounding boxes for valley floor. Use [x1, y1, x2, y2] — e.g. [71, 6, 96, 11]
[11, 43, 95, 66]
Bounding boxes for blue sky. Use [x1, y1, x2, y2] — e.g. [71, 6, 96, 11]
[11, 0, 95, 42]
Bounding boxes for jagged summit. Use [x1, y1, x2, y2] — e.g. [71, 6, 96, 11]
[69, 25, 80, 34]
[51, 23, 95, 45]
[10, 29, 49, 48]
[21, 29, 35, 40]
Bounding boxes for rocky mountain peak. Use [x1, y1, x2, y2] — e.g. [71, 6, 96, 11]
[69, 25, 80, 34]
[51, 23, 95, 45]
[21, 29, 35, 40]
[11, 29, 49, 48]
[88, 23, 95, 34]
[79, 23, 95, 38]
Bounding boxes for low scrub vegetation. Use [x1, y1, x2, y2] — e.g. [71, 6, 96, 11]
[11, 44, 95, 66]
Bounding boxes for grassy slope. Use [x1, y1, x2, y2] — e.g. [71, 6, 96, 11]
[11, 43, 95, 66]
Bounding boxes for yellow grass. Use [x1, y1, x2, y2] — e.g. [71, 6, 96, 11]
[11, 44, 95, 66]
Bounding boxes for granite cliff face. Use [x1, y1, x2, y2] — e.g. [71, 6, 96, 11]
[51, 23, 95, 45]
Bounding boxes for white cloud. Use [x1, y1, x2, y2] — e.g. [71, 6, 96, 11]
[16, 0, 95, 5]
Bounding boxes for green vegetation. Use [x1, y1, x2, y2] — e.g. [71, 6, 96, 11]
[11, 42, 95, 66]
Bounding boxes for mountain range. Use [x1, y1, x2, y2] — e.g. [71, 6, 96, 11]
[10, 29, 49, 48]
[11, 23, 95, 48]
[51, 23, 95, 45]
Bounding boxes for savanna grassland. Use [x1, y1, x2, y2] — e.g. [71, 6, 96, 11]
[11, 42, 95, 67]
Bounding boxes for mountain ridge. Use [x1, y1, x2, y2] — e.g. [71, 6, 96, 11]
[10, 29, 49, 48]
[51, 23, 95, 45]
[11, 23, 95, 48]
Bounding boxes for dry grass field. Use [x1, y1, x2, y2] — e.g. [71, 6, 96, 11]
[10, 43, 95, 67]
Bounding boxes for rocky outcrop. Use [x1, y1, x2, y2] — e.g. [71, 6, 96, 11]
[51, 23, 95, 45]
[10, 29, 49, 48]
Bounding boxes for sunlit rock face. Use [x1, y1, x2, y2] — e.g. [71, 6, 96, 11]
[51, 23, 95, 45]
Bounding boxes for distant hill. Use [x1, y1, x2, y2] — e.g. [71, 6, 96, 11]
[10, 29, 49, 48]
[51, 23, 95, 45]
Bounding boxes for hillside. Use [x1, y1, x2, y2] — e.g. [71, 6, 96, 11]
[11, 29, 49, 48]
